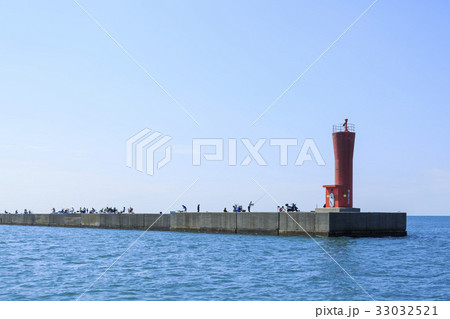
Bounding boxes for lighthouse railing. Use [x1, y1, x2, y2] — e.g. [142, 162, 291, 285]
[333, 123, 355, 133]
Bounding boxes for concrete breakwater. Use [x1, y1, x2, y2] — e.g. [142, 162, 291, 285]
[0, 212, 407, 237]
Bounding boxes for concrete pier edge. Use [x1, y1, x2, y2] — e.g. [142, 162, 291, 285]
[0, 212, 407, 237]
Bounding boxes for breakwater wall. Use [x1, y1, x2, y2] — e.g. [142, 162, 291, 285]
[0, 212, 407, 237]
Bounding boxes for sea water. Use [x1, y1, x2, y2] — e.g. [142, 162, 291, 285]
[0, 216, 448, 301]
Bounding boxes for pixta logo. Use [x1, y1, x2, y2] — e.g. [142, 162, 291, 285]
[126, 128, 172, 176]
[126, 129, 325, 176]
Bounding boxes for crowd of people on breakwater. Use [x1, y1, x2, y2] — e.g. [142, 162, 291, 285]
[3, 209, 33, 214]
[174, 202, 300, 213]
[3, 202, 301, 215]
[50, 207, 135, 214]
[2, 207, 135, 214]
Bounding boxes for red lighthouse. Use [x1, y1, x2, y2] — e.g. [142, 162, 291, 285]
[323, 119, 355, 208]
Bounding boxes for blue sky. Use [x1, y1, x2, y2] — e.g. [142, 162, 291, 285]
[0, 0, 449, 215]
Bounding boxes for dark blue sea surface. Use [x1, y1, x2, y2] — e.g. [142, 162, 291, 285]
[0, 216, 448, 301]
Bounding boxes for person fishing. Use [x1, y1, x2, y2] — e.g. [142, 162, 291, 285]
[248, 201, 254, 212]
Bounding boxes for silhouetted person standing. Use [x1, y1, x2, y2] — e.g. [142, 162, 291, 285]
[248, 201, 254, 213]
[197, 204, 200, 212]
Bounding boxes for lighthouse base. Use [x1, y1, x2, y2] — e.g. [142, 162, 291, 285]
[304, 211, 407, 237]
[315, 207, 361, 213]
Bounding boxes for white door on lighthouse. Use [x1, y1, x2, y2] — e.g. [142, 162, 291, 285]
[329, 192, 335, 208]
